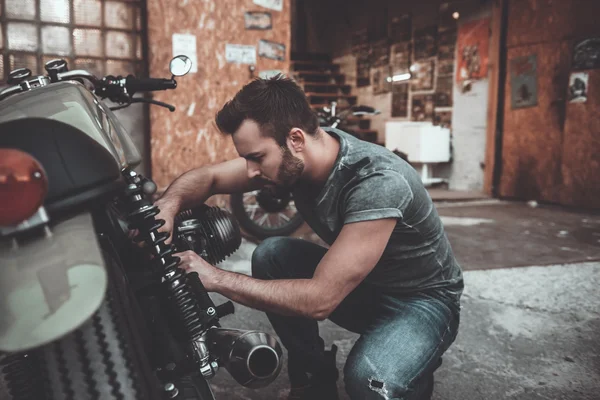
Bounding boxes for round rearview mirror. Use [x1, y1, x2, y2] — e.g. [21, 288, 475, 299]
[170, 55, 192, 76]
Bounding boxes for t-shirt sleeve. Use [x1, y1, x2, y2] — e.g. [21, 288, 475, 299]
[343, 169, 414, 224]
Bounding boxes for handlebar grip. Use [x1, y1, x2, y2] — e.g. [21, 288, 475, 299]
[125, 76, 176, 93]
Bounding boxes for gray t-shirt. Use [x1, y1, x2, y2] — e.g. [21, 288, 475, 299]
[293, 128, 463, 295]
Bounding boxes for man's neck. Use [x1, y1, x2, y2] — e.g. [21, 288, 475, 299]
[302, 128, 340, 187]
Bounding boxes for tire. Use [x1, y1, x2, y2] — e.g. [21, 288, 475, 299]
[0, 241, 214, 400]
[230, 190, 304, 240]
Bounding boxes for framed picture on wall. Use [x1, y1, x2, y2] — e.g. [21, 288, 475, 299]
[435, 75, 453, 107]
[411, 59, 435, 91]
[391, 42, 411, 76]
[244, 12, 272, 30]
[258, 39, 286, 61]
[389, 14, 412, 43]
[391, 83, 409, 117]
[372, 65, 392, 94]
[411, 94, 435, 121]
[413, 26, 437, 60]
[356, 48, 371, 87]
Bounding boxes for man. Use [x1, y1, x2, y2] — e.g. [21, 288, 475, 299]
[155, 75, 463, 399]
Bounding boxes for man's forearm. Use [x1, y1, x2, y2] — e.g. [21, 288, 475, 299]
[213, 270, 330, 320]
[158, 167, 214, 212]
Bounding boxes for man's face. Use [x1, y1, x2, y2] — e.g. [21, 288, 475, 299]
[232, 120, 304, 188]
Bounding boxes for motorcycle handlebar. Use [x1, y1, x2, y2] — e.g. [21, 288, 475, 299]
[125, 76, 177, 93]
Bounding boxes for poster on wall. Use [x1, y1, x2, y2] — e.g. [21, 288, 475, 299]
[391, 83, 409, 118]
[389, 14, 412, 43]
[433, 109, 452, 129]
[568, 72, 589, 103]
[172, 33, 198, 73]
[259, 69, 283, 79]
[391, 42, 411, 76]
[455, 18, 490, 83]
[572, 38, 600, 70]
[438, 29, 457, 61]
[258, 39, 286, 61]
[253, 0, 282, 12]
[372, 65, 391, 94]
[225, 44, 257, 64]
[370, 39, 390, 67]
[413, 26, 437, 60]
[510, 54, 538, 109]
[411, 59, 435, 91]
[356, 50, 371, 87]
[244, 12, 272, 30]
[435, 75, 453, 107]
[438, 59, 454, 76]
[411, 94, 435, 121]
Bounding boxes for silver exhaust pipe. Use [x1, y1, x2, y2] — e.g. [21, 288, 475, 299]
[206, 328, 283, 388]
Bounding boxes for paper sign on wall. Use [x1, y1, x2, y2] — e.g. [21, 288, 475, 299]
[225, 44, 257, 65]
[569, 72, 589, 103]
[259, 70, 283, 79]
[172, 33, 198, 73]
[253, 0, 283, 12]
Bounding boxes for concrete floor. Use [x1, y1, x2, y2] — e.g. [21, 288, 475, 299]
[209, 200, 600, 399]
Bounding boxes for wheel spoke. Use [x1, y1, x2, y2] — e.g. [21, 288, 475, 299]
[257, 213, 269, 227]
[279, 213, 290, 223]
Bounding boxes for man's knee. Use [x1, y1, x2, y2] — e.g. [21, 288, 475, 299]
[251, 236, 287, 280]
[343, 355, 427, 400]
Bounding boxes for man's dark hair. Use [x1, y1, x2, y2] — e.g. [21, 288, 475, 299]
[215, 74, 319, 146]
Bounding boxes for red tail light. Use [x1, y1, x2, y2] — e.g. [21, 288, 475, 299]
[0, 149, 48, 226]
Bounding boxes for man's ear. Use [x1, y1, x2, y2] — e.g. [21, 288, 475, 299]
[286, 128, 305, 153]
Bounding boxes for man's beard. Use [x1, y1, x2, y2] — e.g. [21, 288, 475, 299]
[276, 146, 304, 188]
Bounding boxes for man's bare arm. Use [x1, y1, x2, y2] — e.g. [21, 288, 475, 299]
[157, 157, 263, 214]
[211, 218, 397, 320]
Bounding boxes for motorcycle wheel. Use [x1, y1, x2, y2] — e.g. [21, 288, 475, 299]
[0, 242, 215, 400]
[230, 189, 304, 240]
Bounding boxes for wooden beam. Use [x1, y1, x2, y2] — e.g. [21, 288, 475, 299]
[483, 0, 508, 196]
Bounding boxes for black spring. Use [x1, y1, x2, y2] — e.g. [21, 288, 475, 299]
[124, 181, 206, 341]
[1, 353, 44, 400]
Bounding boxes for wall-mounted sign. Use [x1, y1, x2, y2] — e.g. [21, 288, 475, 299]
[244, 12, 272, 30]
[455, 18, 490, 83]
[572, 38, 600, 70]
[253, 0, 282, 12]
[172, 33, 198, 73]
[569, 72, 589, 103]
[225, 44, 257, 64]
[259, 69, 283, 79]
[510, 54, 538, 109]
[258, 39, 285, 61]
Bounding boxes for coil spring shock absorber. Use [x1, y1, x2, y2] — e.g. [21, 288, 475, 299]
[123, 170, 215, 342]
[0, 353, 45, 400]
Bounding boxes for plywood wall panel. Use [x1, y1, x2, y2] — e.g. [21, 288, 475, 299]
[498, 41, 571, 203]
[146, 0, 291, 192]
[560, 69, 600, 209]
[507, 0, 600, 48]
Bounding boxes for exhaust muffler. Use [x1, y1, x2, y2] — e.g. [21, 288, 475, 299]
[206, 328, 283, 388]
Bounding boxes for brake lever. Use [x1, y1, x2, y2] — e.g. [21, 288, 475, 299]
[130, 97, 176, 112]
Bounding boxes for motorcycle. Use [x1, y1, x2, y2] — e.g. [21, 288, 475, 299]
[230, 101, 380, 240]
[0, 56, 283, 399]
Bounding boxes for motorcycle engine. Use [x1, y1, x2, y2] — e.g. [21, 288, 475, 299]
[173, 205, 242, 264]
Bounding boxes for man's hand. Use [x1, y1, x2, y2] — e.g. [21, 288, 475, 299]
[175, 250, 220, 291]
[154, 197, 180, 244]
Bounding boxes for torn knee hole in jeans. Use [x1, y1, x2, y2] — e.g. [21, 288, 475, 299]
[368, 377, 390, 398]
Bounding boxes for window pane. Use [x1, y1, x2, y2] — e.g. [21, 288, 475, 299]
[42, 26, 72, 55]
[75, 58, 104, 77]
[106, 31, 133, 59]
[106, 59, 134, 76]
[105, 2, 134, 29]
[6, 0, 36, 20]
[0, 28, 4, 50]
[9, 54, 38, 76]
[74, 29, 103, 57]
[7, 23, 38, 52]
[40, 0, 71, 23]
[136, 11, 142, 31]
[74, 0, 102, 27]
[0, 57, 4, 82]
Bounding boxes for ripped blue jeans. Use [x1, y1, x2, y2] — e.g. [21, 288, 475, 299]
[252, 237, 461, 400]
